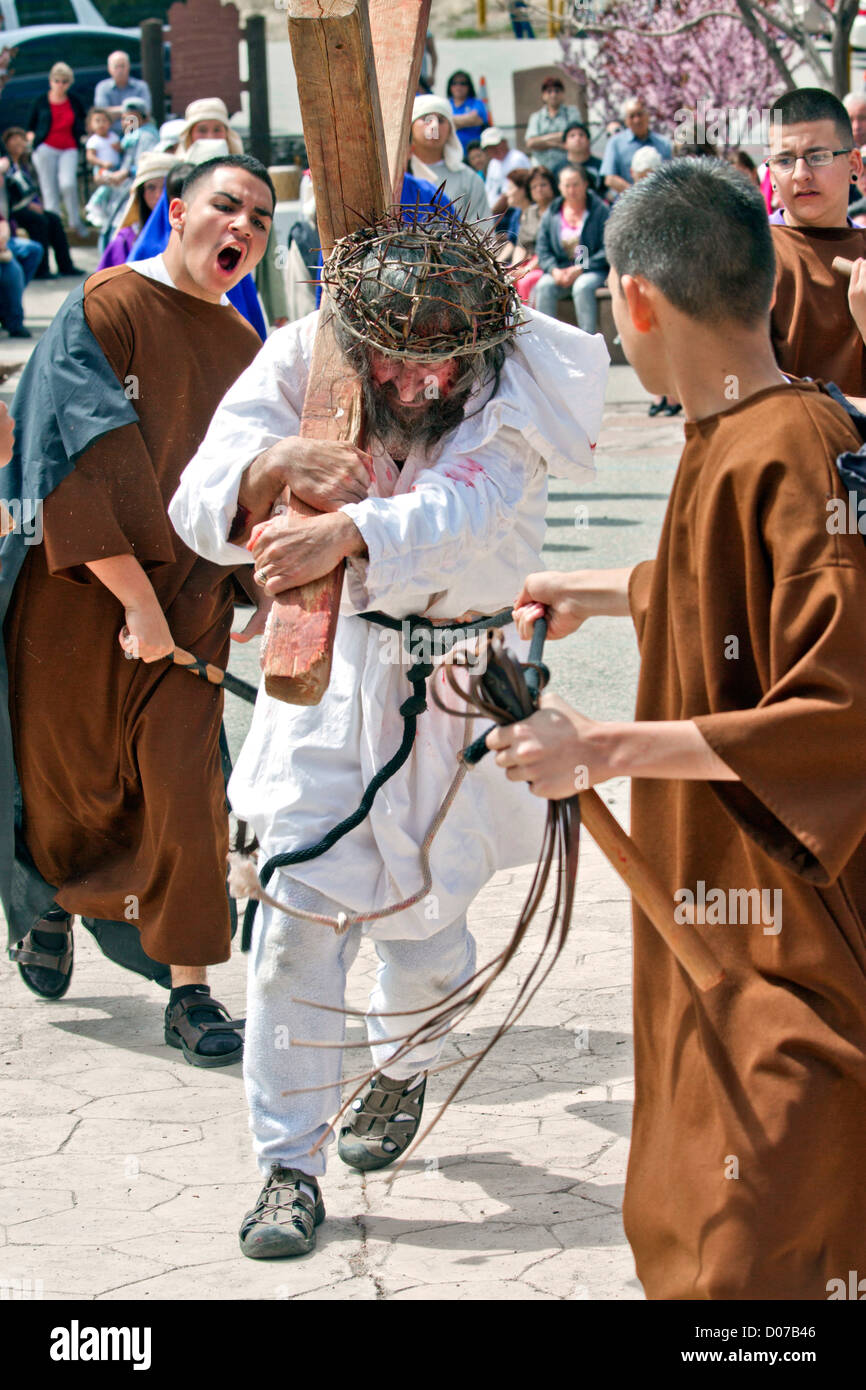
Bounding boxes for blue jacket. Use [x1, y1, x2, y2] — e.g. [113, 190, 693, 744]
[536, 192, 609, 276]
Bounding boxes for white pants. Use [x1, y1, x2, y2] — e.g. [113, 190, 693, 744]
[31, 144, 84, 234]
[243, 877, 477, 1177]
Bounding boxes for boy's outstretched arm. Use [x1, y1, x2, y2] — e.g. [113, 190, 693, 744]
[487, 693, 739, 800]
[513, 567, 637, 641]
[86, 554, 174, 664]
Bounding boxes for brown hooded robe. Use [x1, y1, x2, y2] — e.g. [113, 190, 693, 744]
[4, 265, 260, 965]
[624, 381, 866, 1300]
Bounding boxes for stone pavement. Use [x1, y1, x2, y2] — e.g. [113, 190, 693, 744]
[0, 282, 688, 1300]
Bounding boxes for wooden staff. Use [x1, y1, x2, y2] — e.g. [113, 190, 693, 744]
[526, 619, 724, 993]
[578, 790, 724, 992]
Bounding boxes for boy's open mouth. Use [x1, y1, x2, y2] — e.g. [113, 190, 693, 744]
[217, 245, 243, 272]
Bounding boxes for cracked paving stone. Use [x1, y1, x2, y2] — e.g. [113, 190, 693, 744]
[60, 1117, 204, 1157]
[146, 1182, 262, 1227]
[0, 1113, 78, 1161]
[0, 1188, 74, 1225]
[291, 1276, 384, 1300]
[402, 1159, 580, 1200]
[0, 1079, 90, 1115]
[390, 1279, 557, 1300]
[8, 1206, 166, 1246]
[81, 1089, 248, 1123]
[1, 1155, 182, 1210]
[522, 1244, 644, 1300]
[98, 1253, 354, 1301]
[382, 1222, 560, 1284]
[110, 1229, 242, 1266]
[45, 1065, 186, 1098]
[550, 1210, 629, 1249]
[1, 1244, 169, 1297]
[455, 1190, 618, 1226]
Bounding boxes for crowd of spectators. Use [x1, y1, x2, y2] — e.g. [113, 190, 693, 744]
[427, 66, 859, 423]
[0, 46, 277, 340]
[7, 42, 863, 366]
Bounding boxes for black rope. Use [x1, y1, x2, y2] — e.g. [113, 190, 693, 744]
[238, 606, 513, 951]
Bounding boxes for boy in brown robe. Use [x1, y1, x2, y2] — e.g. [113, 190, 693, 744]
[766, 87, 866, 395]
[2, 156, 368, 1064]
[489, 159, 866, 1299]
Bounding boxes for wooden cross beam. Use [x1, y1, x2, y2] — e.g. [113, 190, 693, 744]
[261, 0, 432, 703]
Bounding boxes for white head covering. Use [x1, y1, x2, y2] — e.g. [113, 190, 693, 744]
[185, 137, 230, 165]
[157, 117, 186, 152]
[117, 149, 181, 229]
[410, 94, 465, 184]
[178, 98, 243, 156]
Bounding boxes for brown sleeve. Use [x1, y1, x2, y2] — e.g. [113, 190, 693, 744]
[695, 563, 866, 886]
[41, 281, 176, 583]
[627, 558, 655, 647]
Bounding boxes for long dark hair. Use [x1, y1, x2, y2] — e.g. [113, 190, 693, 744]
[447, 69, 477, 101]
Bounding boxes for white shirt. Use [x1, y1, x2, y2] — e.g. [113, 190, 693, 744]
[130, 253, 231, 305]
[485, 148, 531, 204]
[169, 308, 608, 939]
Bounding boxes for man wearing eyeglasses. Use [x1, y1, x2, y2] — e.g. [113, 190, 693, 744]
[767, 87, 866, 396]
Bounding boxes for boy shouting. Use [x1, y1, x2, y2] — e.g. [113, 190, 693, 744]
[491, 160, 866, 1299]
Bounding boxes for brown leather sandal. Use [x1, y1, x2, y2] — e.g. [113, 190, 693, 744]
[164, 991, 245, 1068]
[10, 913, 74, 999]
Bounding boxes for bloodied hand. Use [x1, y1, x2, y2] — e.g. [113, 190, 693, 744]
[248, 509, 367, 594]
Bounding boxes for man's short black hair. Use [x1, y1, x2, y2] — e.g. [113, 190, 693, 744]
[542, 77, 564, 91]
[604, 158, 775, 327]
[180, 154, 277, 212]
[564, 122, 590, 139]
[769, 87, 853, 147]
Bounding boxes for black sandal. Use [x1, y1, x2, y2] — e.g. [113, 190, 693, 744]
[164, 989, 245, 1068]
[10, 912, 74, 999]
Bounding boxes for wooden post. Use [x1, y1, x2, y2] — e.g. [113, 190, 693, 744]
[141, 18, 166, 125]
[245, 13, 272, 167]
[260, 0, 431, 704]
[478, 0, 487, 29]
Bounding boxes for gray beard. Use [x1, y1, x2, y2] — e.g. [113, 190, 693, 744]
[360, 374, 473, 458]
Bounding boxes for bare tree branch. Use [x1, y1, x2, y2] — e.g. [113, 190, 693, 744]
[732, 0, 804, 88]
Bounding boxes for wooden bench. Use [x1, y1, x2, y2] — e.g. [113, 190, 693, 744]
[554, 286, 627, 366]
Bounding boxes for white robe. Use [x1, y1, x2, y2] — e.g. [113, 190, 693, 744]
[169, 308, 608, 939]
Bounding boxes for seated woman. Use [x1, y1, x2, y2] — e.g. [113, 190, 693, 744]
[534, 163, 609, 332]
[446, 71, 487, 154]
[506, 165, 555, 303]
[498, 167, 530, 255]
[2, 126, 81, 277]
[96, 150, 178, 269]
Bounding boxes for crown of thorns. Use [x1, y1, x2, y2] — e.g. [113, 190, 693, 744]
[321, 200, 524, 364]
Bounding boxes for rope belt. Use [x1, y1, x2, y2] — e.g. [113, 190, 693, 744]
[239, 606, 513, 949]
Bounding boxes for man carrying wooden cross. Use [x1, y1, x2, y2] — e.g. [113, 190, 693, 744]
[170, 199, 608, 1257]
